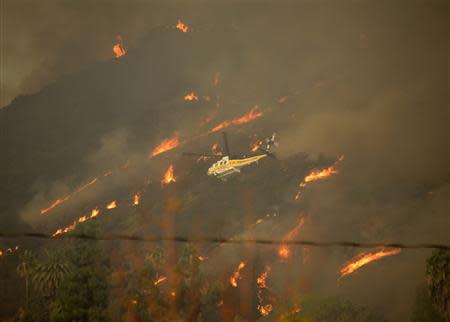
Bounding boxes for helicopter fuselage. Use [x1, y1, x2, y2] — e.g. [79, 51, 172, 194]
[207, 154, 267, 179]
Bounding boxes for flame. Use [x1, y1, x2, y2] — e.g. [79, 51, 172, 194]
[258, 304, 273, 316]
[170, 291, 176, 297]
[176, 20, 189, 33]
[303, 155, 344, 184]
[229, 261, 246, 287]
[106, 200, 117, 209]
[149, 133, 180, 158]
[161, 164, 176, 185]
[294, 155, 344, 199]
[133, 193, 140, 206]
[340, 248, 401, 278]
[184, 92, 198, 101]
[53, 207, 100, 236]
[113, 36, 126, 58]
[198, 256, 207, 261]
[154, 276, 167, 286]
[257, 267, 272, 316]
[278, 216, 305, 260]
[40, 178, 98, 215]
[209, 106, 263, 133]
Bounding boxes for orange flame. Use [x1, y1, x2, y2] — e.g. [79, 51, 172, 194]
[229, 261, 246, 287]
[278, 216, 305, 260]
[258, 304, 273, 316]
[340, 248, 401, 278]
[133, 193, 140, 206]
[257, 267, 272, 316]
[154, 276, 167, 286]
[250, 139, 263, 152]
[106, 200, 117, 209]
[176, 20, 189, 33]
[303, 156, 344, 184]
[149, 133, 180, 158]
[40, 178, 98, 215]
[113, 36, 126, 58]
[209, 106, 263, 133]
[161, 164, 176, 185]
[184, 92, 198, 101]
[53, 207, 100, 236]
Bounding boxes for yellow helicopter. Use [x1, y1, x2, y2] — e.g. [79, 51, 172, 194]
[183, 132, 277, 180]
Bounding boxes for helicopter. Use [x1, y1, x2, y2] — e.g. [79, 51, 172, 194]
[183, 132, 277, 180]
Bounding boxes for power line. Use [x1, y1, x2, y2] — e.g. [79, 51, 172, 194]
[0, 232, 448, 250]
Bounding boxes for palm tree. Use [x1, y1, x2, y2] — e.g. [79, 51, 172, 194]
[32, 250, 71, 298]
[16, 250, 36, 309]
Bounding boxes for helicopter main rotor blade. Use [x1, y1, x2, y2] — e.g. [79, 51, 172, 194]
[222, 132, 231, 157]
[182, 152, 222, 158]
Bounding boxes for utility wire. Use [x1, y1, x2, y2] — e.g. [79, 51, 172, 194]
[0, 232, 448, 250]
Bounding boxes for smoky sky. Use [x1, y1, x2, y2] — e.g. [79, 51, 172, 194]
[1, 1, 448, 321]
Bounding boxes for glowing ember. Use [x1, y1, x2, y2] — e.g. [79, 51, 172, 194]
[257, 270, 269, 289]
[149, 133, 180, 158]
[0, 246, 20, 258]
[133, 193, 140, 206]
[198, 256, 207, 261]
[340, 248, 401, 278]
[229, 261, 246, 287]
[161, 164, 176, 185]
[154, 276, 167, 286]
[40, 178, 98, 215]
[113, 36, 126, 58]
[184, 92, 198, 101]
[170, 291, 176, 297]
[278, 216, 305, 260]
[176, 20, 189, 33]
[209, 106, 263, 133]
[106, 200, 117, 209]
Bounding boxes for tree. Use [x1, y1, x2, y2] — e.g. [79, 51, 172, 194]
[295, 296, 387, 322]
[426, 249, 450, 321]
[32, 250, 70, 298]
[16, 250, 37, 310]
[411, 285, 446, 322]
[50, 224, 110, 322]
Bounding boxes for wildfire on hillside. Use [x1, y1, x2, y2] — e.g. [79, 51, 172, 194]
[294, 155, 344, 200]
[106, 200, 117, 209]
[149, 133, 180, 158]
[184, 92, 198, 101]
[257, 267, 273, 316]
[209, 106, 263, 133]
[113, 35, 126, 58]
[176, 20, 189, 33]
[229, 261, 246, 287]
[154, 275, 167, 286]
[340, 248, 401, 278]
[40, 178, 98, 215]
[278, 215, 306, 260]
[53, 207, 100, 236]
[133, 193, 140, 206]
[161, 164, 176, 185]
